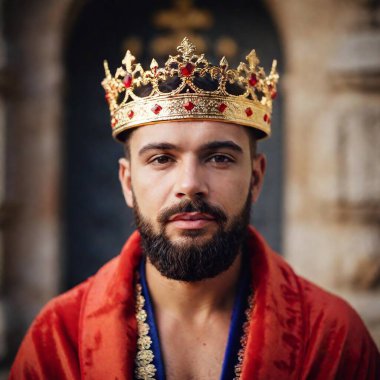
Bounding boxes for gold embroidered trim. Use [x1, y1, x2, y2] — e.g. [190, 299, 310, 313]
[233, 291, 255, 380]
[134, 272, 254, 380]
[135, 276, 157, 380]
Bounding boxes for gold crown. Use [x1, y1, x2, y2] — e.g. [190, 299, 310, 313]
[102, 37, 279, 141]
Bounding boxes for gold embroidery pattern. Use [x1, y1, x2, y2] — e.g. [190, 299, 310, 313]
[135, 278, 157, 380]
[233, 291, 254, 380]
[135, 273, 254, 380]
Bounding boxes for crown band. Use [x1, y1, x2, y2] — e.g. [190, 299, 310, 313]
[102, 37, 279, 142]
[112, 93, 272, 139]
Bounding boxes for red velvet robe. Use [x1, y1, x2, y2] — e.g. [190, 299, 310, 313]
[11, 228, 380, 379]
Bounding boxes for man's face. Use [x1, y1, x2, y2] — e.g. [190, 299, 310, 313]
[119, 121, 266, 281]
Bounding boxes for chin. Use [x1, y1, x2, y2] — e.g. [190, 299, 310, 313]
[170, 229, 216, 248]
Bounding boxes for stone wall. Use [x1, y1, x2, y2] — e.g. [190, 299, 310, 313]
[1, 0, 73, 372]
[267, 0, 380, 346]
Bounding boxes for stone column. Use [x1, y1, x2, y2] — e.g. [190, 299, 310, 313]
[267, 0, 380, 347]
[324, 1, 380, 345]
[3, 0, 74, 360]
[0, 0, 8, 375]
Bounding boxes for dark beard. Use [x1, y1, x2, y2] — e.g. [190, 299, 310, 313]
[133, 192, 252, 282]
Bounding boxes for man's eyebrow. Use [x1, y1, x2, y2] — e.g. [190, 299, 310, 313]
[138, 143, 177, 156]
[199, 141, 243, 153]
[137, 140, 243, 157]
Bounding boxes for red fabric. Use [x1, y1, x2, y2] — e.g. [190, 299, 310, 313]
[10, 228, 380, 379]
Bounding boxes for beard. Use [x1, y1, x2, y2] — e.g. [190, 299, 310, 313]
[133, 190, 252, 282]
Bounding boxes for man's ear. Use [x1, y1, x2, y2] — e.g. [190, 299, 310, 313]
[119, 158, 134, 208]
[251, 153, 266, 203]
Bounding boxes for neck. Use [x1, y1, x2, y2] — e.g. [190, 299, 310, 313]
[145, 253, 242, 321]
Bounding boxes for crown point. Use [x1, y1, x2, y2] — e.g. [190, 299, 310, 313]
[220, 57, 229, 69]
[246, 50, 259, 69]
[150, 58, 159, 71]
[177, 37, 196, 58]
[103, 60, 110, 74]
[122, 50, 136, 72]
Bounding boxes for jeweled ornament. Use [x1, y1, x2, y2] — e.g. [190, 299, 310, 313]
[152, 104, 162, 115]
[218, 103, 227, 113]
[245, 107, 253, 117]
[248, 74, 258, 87]
[123, 73, 133, 88]
[184, 101, 195, 111]
[180, 62, 195, 77]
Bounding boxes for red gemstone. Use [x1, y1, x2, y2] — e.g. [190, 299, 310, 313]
[271, 90, 277, 99]
[152, 104, 162, 114]
[245, 107, 253, 117]
[123, 73, 133, 88]
[180, 62, 195, 77]
[249, 74, 258, 87]
[105, 93, 111, 102]
[111, 118, 118, 127]
[128, 110, 134, 119]
[218, 103, 227, 113]
[264, 114, 269, 122]
[184, 101, 195, 111]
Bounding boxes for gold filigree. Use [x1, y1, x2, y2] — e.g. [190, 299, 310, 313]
[233, 291, 255, 380]
[134, 272, 254, 380]
[135, 279, 157, 380]
[102, 37, 279, 141]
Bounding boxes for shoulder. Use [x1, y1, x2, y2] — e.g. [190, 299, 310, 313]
[259, 242, 380, 378]
[9, 280, 90, 379]
[295, 274, 380, 378]
[32, 279, 91, 342]
[10, 257, 121, 379]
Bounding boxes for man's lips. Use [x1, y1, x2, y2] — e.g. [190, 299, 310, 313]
[167, 212, 216, 229]
[169, 212, 215, 221]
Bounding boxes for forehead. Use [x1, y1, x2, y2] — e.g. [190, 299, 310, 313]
[128, 121, 251, 152]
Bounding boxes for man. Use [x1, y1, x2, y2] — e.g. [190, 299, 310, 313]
[11, 38, 380, 379]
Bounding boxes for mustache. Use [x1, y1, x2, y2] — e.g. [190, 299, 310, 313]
[157, 198, 228, 224]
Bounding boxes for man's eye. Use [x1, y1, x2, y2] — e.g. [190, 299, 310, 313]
[150, 155, 173, 165]
[209, 155, 233, 163]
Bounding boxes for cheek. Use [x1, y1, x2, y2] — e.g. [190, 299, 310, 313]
[208, 172, 252, 214]
[130, 169, 172, 217]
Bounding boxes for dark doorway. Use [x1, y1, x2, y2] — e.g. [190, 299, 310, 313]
[64, 0, 284, 290]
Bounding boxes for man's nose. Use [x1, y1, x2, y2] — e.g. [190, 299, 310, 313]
[174, 158, 208, 199]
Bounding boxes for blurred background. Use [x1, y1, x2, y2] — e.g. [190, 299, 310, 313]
[0, 0, 379, 376]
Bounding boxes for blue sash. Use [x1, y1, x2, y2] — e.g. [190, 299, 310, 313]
[138, 256, 250, 380]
